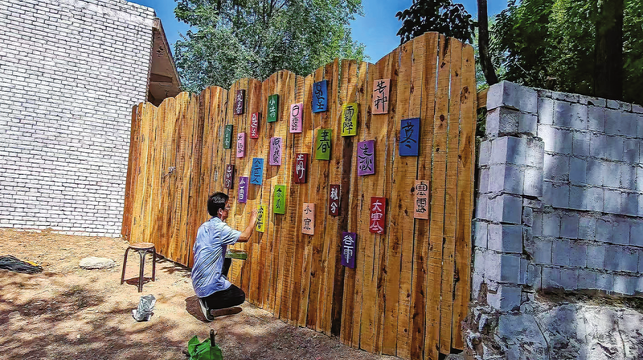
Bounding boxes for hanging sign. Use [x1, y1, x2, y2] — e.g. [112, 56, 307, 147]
[357, 140, 375, 176]
[224, 124, 233, 149]
[341, 103, 358, 136]
[312, 80, 328, 113]
[256, 204, 266, 233]
[372, 79, 390, 114]
[414, 180, 429, 219]
[250, 158, 264, 185]
[236, 132, 245, 158]
[293, 153, 308, 184]
[273, 185, 286, 214]
[302, 203, 315, 235]
[329, 184, 340, 216]
[238, 176, 248, 203]
[224, 164, 234, 189]
[267, 94, 279, 123]
[290, 103, 303, 133]
[369, 197, 386, 234]
[269, 137, 283, 165]
[234, 89, 245, 115]
[316, 129, 332, 160]
[341, 232, 357, 269]
[399, 118, 420, 156]
[250, 112, 260, 138]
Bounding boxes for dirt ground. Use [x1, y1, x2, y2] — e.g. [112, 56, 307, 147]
[0, 228, 398, 360]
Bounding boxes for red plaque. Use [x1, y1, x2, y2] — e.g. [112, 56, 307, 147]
[369, 197, 386, 234]
[329, 184, 340, 216]
[293, 153, 308, 184]
[250, 112, 260, 139]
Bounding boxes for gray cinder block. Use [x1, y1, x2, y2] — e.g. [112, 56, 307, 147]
[587, 244, 606, 269]
[614, 275, 636, 295]
[560, 268, 578, 290]
[604, 189, 623, 214]
[569, 157, 587, 185]
[525, 138, 545, 168]
[474, 221, 488, 248]
[538, 124, 556, 152]
[623, 139, 639, 163]
[479, 140, 492, 166]
[533, 238, 552, 265]
[554, 128, 573, 155]
[589, 133, 606, 159]
[596, 219, 613, 243]
[542, 267, 562, 289]
[569, 185, 585, 211]
[569, 242, 587, 267]
[588, 106, 606, 132]
[488, 223, 523, 254]
[572, 131, 590, 157]
[524, 167, 543, 197]
[630, 222, 643, 247]
[577, 269, 597, 290]
[596, 273, 614, 292]
[561, 213, 580, 239]
[552, 184, 570, 209]
[544, 154, 569, 182]
[612, 219, 631, 245]
[603, 162, 621, 188]
[543, 212, 561, 237]
[622, 192, 638, 216]
[522, 206, 533, 227]
[538, 97, 554, 125]
[478, 168, 490, 194]
[605, 136, 624, 162]
[586, 159, 604, 187]
[552, 239, 571, 266]
[578, 215, 597, 240]
[487, 285, 522, 312]
[487, 81, 538, 114]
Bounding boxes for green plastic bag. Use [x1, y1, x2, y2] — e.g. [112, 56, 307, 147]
[187, 330, 223, 360]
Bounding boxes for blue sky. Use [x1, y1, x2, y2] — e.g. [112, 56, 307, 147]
[130, 0, 507, 63]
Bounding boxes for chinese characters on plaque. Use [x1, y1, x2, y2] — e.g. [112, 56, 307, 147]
[293, 153, 308, 184]
[224, 164, 234, 189]
[273, 185, 286, 214]
[414, 180, 429, 219]
[357, 140, 375, 176]
[238, 176, 248, 203]
[369, 197, 386, 234]
[269, 137, 282, 166]
[267, 94, 279, 123]
[329, 184, 340, 216]
[372, 79, 390, 114]
[312, 80, 328, 113]
[316, 129, 332, 160]
[223, 124, 233, 149]
[302, 203, 315, 235]
[234, 89, 245, 115]
[256, 205, 266, 232]
[250, 112, 260, 138]
[250, 158, 264, 185]
[399, 118, 420, 156]
[341, 232, 357, 268]
[290, 103, 303, 133]
[236, 132, 245, 158]
[341, 103, 358, 137]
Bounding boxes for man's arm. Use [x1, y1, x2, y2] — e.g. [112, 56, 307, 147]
[237, 210, 258, 242]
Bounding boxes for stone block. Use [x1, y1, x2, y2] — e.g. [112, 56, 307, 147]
[637, 167, 643, 192]
[589, 133, 606, 159]
[637, 114, 643, 138]
[561, 213, 579, 239]
[488, 81, 538, 113]
[486, 107, 518, 137]
[519, 258, 529, 285]
[586, 159, 604, 187]
[578, 215, 596, 240]
[587, 97, 607, 108]
[577, 269, 597, 290]
[621, 166, 636, 191]
[542, 212, 561, 237]
[604, 246, 620, 271]
[478, 168, 490, 194]
[479, 140, 491, 166]
[519, 112, 538, 135]
[488, 223, 523, 254]
[614, 275, 636, 296]
[596, 273, 614, 292]
[487, 285, 522, 312]
[588, 106, 606, 132]
[538, 97, 554, 124]
[544, 154, 569, 182]
[533, 238, 552, 265]
[472, 272, 484, 300]
[474, 221, 488, 248]
[620, 248, 638, 273]
[587, 244, 606, 269]
[525, 138, 545, 168]
[485, 252, 521, 284]
[596, 219, 613, 243]
[524, 198, 543, 209]
[476, 194, 488, 220]
[569, 158, 587, 185]
[604, 189, 622, 214]
[554, 128, 573, 155]
[473, 248, 486, 274]
[552, 184, 570, 209]
[623, 139, 639, 163]
[640, 194, 643, 218]
[489, 194, 523, 225]
[489, 164, 523, 195]
[572, 132, 590, 157]
[553, 101, 574, 128]
[532, 211, 543, 236]
[605, 136, 625, 162]
[522, 207, 533, 227]
[526, 264, 542, 288]
[603, 162, 621, 188]
[569, 185, 585, 210]
[560, 268, 578, 290]
[630, 222, 643, 247]
[523, 167, 543, 197]
[607, 99, 619, 109]
[538, 124, 556, 152]
[612, 219, 630, 245]
[640, 250, 643, 273]
[552, 239, 571, 266]
[622, 192, 638, 216]
[585, 187, 604, 212]
[542, 267, 562, 289]
[634, 104, 643, 115]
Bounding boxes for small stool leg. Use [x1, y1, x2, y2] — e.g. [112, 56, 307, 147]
[121, 248, 130, 285]
[151, 247, 156, 282]
[138, 250, 145, 293]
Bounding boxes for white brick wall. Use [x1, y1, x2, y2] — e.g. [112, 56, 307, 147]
[0, 0, 155, 236]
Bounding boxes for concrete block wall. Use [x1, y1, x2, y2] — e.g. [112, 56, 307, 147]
[0, 0, 155, 236]
[474, 81, 643, 311]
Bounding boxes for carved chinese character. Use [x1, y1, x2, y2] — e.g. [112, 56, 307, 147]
[399, 118, 420, 156]
[267, 94, 279, 123]
[357, 140, 375, 176]
[223, 124, 233, 149]
[290, 103, 303, 133]
[293, 153, 308, 184]
[329, 184, 340, 216]
[224, 164, 234, 189]
[341, 232, 357, 268]
[273, 185, 286, 214]
[369, 197, 386, 234]
[269, 137, 282, 166]
[250, 112, 260, 138]
[316, 129, 332, 160]
[250, 158, 264, 185]
[312, 80, 328, 113]
[238, 176, 248, 203]
[234, 89, 245, 115]
[414, 180, 429, 219]
[341, 103, 358, 137]
[236, 132, 245, 158]
[302, 203, 315, 235]
[372, 79, 390, 114]
[256, 204, 266, 232]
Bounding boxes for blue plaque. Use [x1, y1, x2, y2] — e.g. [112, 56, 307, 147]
[312, 80, 328, 113]
[250, 158, 264, 185]
[399, 118, 420, 156]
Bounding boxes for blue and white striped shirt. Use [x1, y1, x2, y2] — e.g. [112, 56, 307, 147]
[191, 217, 241, 298]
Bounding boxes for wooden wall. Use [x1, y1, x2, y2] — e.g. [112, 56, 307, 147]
[122, 32, 477, 359]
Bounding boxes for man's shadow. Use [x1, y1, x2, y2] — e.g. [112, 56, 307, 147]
[185, 295, 242, 322]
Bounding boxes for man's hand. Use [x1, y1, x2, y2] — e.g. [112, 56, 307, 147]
[238, 210, 259, 243]
[249, 210, 258, 225]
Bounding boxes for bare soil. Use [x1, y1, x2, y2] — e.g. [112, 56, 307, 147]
[0, 228, 397, 360]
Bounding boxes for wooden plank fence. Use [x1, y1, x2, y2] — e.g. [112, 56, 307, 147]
[122, 32, 476, 359]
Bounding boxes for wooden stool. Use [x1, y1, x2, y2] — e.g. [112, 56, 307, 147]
[120, 242, 156, 293]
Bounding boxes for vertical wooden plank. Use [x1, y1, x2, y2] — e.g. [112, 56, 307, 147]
[452, 43, 476, 351]
[394, 36, 421, 360]
[410, 32, 439, 360]
[440, 38, 463, 354]
[122, 104, 141, 241]
[425, 34, 451, 360]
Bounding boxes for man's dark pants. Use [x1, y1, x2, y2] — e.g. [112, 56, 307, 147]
[201, 258, 245, 310]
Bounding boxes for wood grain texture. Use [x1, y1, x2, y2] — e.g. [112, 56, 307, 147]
[121, 32, 476, 360]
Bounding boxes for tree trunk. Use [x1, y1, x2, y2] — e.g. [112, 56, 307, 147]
[594, 0, 624, 100]
[477, 0, 498, 85]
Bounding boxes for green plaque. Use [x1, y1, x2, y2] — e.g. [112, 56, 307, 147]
[267, 94, 279, 123]
[273, 185, 286, 214]
[315, 128, 332, 160]
[224, 124, 233, 149]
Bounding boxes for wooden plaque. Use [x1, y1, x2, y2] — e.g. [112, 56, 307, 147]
[293, 153, 308, 184]
[372, 79, 390, 114]
[329, 184, 340, 216]
[341, 103, 358, 136]
[273, 185, 286, 214]
[269, 137, 282, 165]
[250, 158, 264, 185]
[267, 94, 279, 123]
[238, 176, 248, 203]
[256, 204, 266, 233]
[369, 197, 386, 234]
[290, 103, 303, 133]
[414, 180, 429, 219]
[250, 112, 260, 139]
[236, 132, 245, 158]
[224, 164, 234, 189]
[223, 124, 233, 149]
[311, 80, 328, 113]
[234, 89, 245, 115]
[341, 232, 357, 268]
[357, 140, 375, 176]
[315, 128, 332, 160]
[399, 118, 420, 156]
[302, 203, 315, 235]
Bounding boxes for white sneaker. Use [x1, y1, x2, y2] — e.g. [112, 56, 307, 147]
[199, 298, 214, 322]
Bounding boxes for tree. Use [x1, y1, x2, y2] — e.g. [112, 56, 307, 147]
[174, 0, 366, 93]
[477, 0, 498, 85]
[396, 0, 476, 45]
[491, 0, 643, 104]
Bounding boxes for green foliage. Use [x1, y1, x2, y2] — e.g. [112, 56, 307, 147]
[174, 0, 366, 92]
[491, 0, 643, 104]
[396, 0, 476, 45]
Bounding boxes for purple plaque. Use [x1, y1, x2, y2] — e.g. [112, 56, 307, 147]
[357, 140, 375, 176]
[341, 232, 357, 268]
[269, 137, 282, 166]
[238, 176, 248, 203]
[234, 89, 245, 115]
